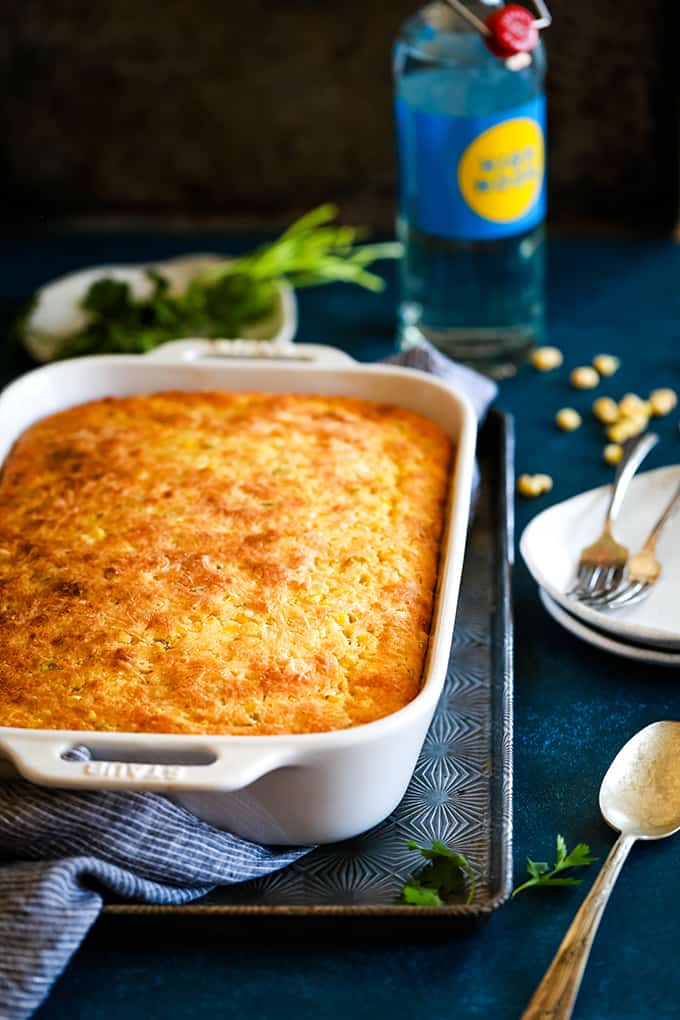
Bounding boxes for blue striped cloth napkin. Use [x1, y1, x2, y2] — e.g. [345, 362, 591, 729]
[386, 339, 498, 421]
[0, 748, 309, 1020]
[0, 340, 496, 1020]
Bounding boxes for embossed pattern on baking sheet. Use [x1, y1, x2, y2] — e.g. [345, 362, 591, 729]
[206, 467, 501, 909]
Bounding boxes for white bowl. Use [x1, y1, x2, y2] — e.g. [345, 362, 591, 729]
[22, 254, 298, 362]
[0, 342, 477, 845]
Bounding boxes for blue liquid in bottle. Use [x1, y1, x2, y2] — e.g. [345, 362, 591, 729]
[394, 2, 546, 376]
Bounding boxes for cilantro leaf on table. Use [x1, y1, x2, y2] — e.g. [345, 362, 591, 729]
[400, 839, 476, 907]
[511, 834, 597, 899]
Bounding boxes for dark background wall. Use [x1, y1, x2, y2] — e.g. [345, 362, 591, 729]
[2, 0, 678, 232]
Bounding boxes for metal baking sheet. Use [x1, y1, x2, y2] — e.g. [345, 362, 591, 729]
[104, 408, 514, 920]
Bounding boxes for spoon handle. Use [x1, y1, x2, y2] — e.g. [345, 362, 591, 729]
[521, 833, 635, 1020]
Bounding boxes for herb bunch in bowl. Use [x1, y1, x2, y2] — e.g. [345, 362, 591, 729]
[16, 205, 401, 362]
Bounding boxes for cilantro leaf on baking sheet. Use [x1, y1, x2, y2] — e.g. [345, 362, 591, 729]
[511, 834, 597, 899]
[400, 839, 476, 907]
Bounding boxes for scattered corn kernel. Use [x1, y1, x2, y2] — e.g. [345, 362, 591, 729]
[649, 388, 678, 416]
[592, 396, 619, 424]
[517, 474, 553, 498]
[592, 354, 620, 377]
[570, 366, 600, 390]
[603, 443, 623, 465]
[555, 407, 582, 431]
[616, 395, 651, 436]
[607, 420, 639, 443]
[518, 475, 541, 497]
[618, 393, 648, 418]
[533, 473, 554, 493]
[532, 346, 564, 371]
[629, 416, 650, 437]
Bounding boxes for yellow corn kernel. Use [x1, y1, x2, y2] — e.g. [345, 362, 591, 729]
[617, 396, 651, 438]
[532, 346, 564, 371]
[592, 354, 620, 377]
[592, 396, 619, 424]
[570, 366, 600, 390]
[517, 474, 553, 498]
[555, 408, 582, 431]
[607, 420, 638, 443]
[618, 393, 647, 418]
[629, 411, 651, 433]
[533, 473, 554, 493]
[517, 475, 542, 497]
[649, 388, 678, 416]
[603, 443, 623, 465]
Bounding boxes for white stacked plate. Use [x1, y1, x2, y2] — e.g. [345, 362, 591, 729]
[520, 466, 680, 666]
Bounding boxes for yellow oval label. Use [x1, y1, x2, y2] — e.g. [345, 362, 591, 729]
[457, 118, 544, 223]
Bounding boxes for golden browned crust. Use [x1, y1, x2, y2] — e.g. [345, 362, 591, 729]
[0, 391, 451, 735]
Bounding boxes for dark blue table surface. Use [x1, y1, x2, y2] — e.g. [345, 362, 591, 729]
[2, 235, 680, 1020]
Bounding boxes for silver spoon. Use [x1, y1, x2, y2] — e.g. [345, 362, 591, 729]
[522, 720, 680, 1020]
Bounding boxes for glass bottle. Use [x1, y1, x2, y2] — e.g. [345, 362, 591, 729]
[394, 1, 547, 377]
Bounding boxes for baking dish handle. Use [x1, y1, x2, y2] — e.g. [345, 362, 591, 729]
[143, 338, 357, 366]
[0, 734, 299, 793]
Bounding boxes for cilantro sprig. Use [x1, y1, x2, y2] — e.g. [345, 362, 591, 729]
[511, 834, 597, 899]
[401, 840, 476, 907]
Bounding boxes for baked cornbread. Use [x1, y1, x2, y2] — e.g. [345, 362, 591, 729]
[0, 391, 451, 735]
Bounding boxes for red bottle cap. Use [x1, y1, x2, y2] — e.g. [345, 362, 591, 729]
[484, 5, 540, 58]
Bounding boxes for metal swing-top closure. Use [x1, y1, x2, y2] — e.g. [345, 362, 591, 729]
[443, 0, 551, 69]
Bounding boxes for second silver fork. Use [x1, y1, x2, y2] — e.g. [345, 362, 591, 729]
[567, 432, 659, 600]
[582, 479, 680, 610]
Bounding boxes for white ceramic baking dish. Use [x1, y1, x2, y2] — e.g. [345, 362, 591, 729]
[0, 341, 477, 845]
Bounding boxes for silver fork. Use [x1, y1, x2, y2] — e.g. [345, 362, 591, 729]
[582, 479, 680, 610]
[567, 432, 659, 600]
